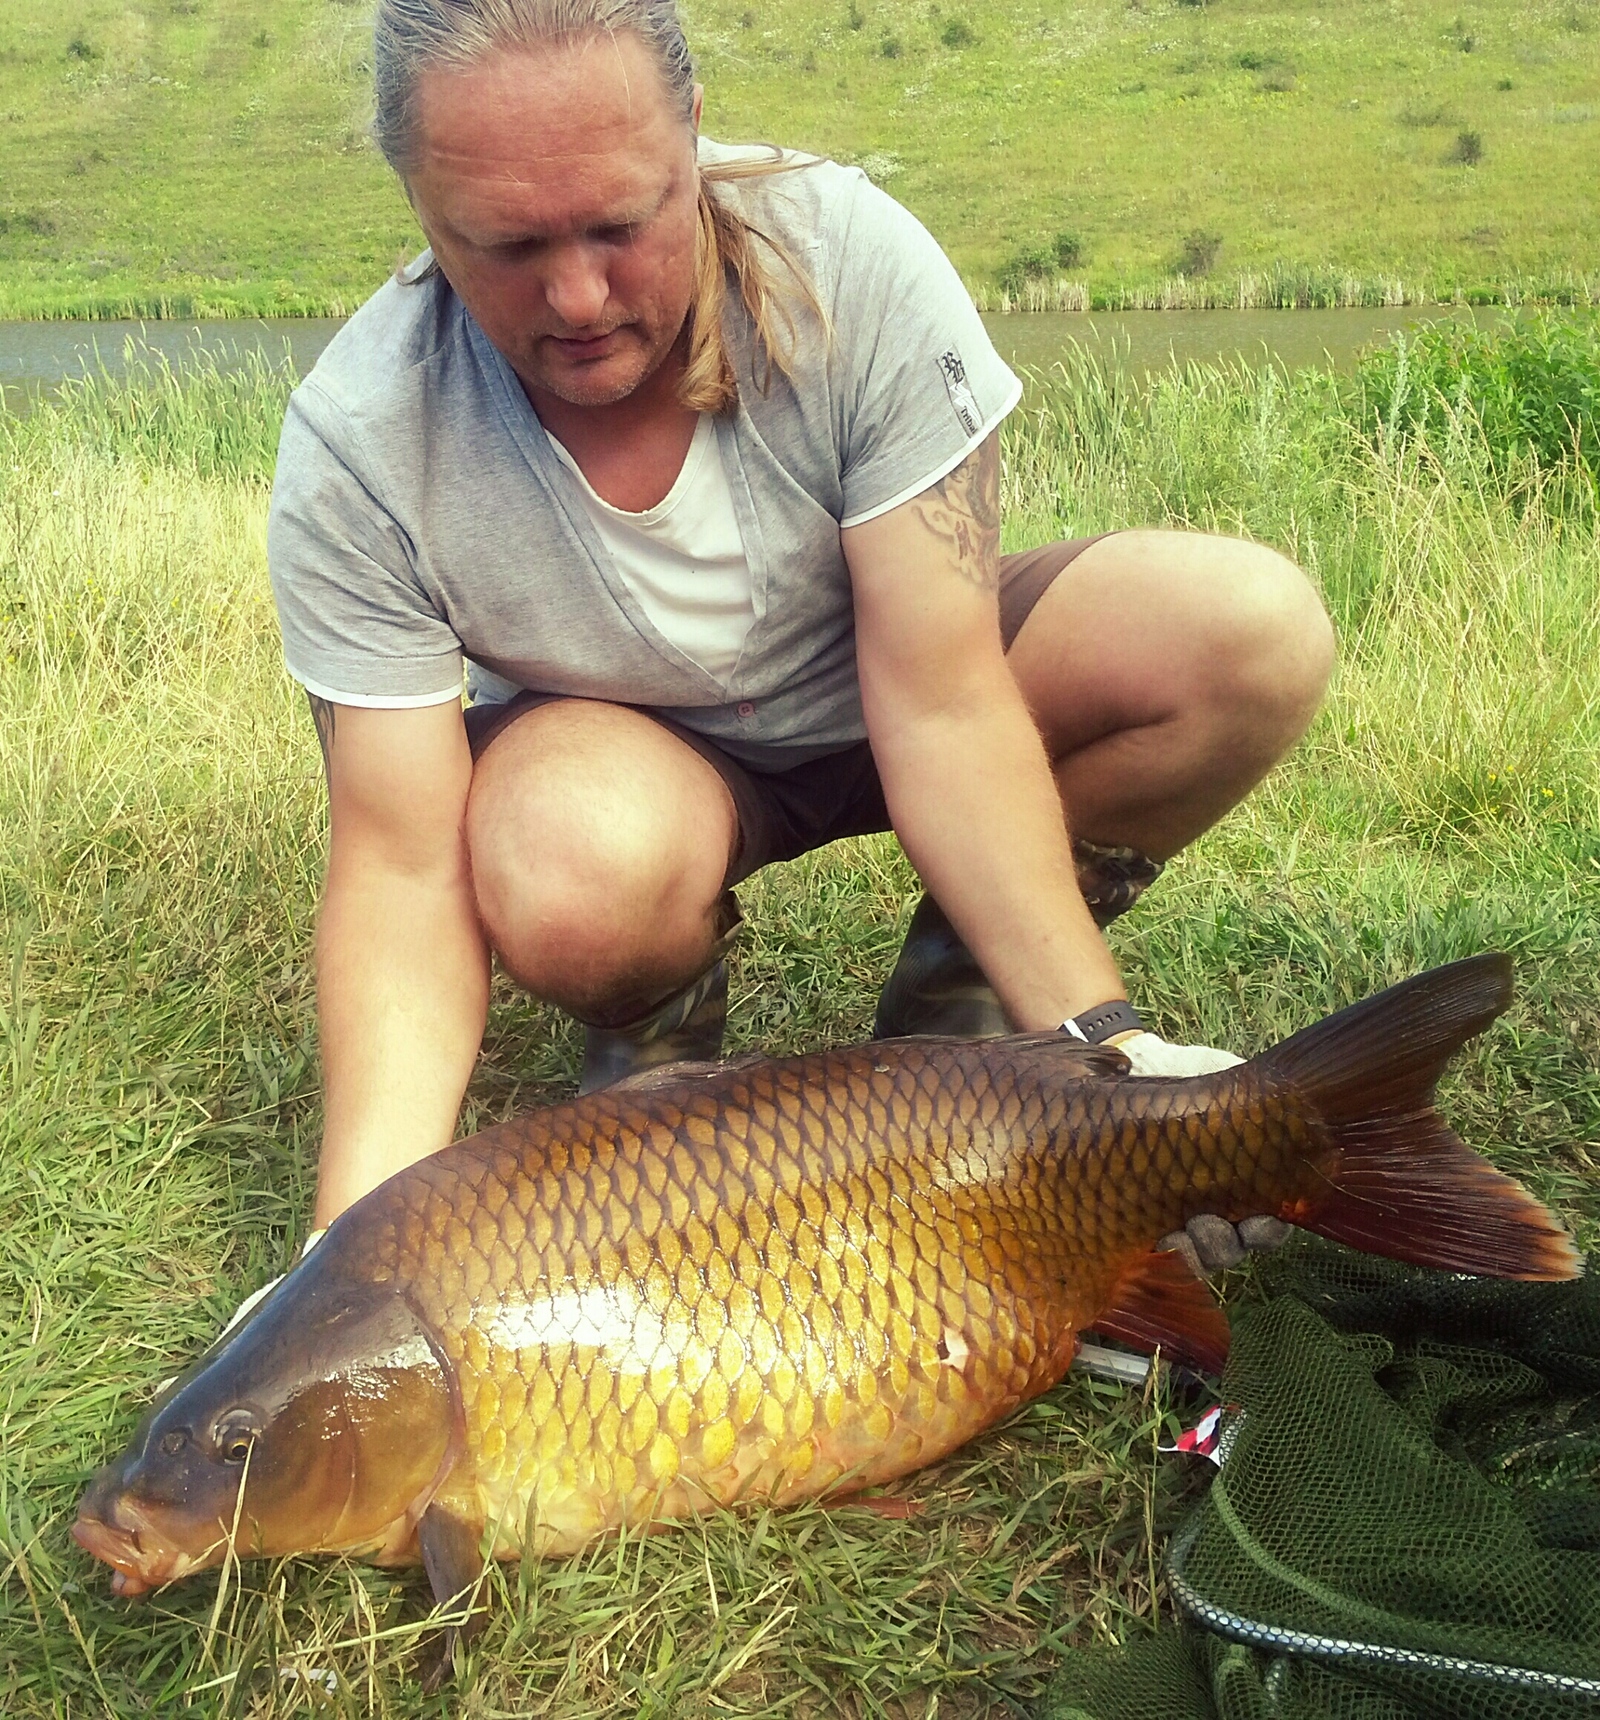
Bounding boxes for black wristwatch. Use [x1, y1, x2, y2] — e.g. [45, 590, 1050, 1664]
[1060, 1000, 1144, 1044]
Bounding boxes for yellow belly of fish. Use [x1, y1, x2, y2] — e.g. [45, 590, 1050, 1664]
[433, 1251, 1083, 1557]
[418, 1169, 1101, 1561]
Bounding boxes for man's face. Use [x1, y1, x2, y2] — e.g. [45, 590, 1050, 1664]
[408, 33, 701, 409]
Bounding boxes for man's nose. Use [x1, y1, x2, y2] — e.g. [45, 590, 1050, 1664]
[543, 243, 611, 332]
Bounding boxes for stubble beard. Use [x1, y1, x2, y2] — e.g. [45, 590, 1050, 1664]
[525, 306, 692, 409]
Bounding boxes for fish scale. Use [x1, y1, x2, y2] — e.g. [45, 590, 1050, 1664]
[344, 1041, 1296, 1556]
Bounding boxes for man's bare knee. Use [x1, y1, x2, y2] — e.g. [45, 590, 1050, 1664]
[1201, 542, 1335, 752]
[470, 801, 723, 1014]
[463, 707, 735, 1016]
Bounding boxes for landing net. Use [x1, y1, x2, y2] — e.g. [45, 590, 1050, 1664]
[1040, 1237, 1600, 1720]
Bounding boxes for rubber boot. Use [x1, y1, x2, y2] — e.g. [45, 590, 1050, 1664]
[872, 840, 1165, 1040]
[578, 891, 742, 1094]
[872, 893, 1010, 1039]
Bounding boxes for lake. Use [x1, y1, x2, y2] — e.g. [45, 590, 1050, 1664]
[0, 306, 1487, 410]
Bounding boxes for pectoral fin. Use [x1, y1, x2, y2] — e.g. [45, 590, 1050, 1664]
[417, 1502, 489, 1691]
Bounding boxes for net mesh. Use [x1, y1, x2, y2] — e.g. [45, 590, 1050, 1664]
[1040, 1238, 1600, 1720]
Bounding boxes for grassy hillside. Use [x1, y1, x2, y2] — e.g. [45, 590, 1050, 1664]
[0, 0, 1597, 318]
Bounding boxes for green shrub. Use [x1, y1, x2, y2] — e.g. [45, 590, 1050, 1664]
[998, 243, 1056, 293]
[1347, 313, 1600, 504]
[1052, 231, 1086, 270]
[1399, 101, 1456, 126]
[0, 209, 56, 237]
[1179, 230, 1224, 275]
[939, 17, 975, 46]
[1449, 130, 1485, 164]
[998, 233, 1086, 292]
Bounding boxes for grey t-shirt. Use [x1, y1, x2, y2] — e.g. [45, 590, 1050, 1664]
[267, 143, 1021, 766]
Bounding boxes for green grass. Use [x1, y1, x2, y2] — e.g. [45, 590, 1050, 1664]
[2, 326, 1598, 1712]
[1, 0, 1599, 318]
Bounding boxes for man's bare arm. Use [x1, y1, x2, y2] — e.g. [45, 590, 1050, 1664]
[843, 432, 1125, 1030]
[307, 693, 337, 780]
[900, 433, 1001, 590]
[309, 697, 489, 1227]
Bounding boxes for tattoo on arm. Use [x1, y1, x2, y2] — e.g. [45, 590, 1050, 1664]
[906, 433, 1001, 591]
[307, 694, 336, 783]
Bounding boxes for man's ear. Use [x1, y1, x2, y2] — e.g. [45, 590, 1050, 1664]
[692, 83, 704, 130]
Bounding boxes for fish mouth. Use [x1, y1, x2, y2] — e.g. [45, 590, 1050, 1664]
[71, 1502, 214, 1597]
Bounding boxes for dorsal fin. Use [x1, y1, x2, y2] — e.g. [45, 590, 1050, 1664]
[1088, 1249, 1230, 1374]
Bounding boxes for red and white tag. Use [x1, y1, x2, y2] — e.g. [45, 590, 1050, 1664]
[1160, 1404, 1240, 1467]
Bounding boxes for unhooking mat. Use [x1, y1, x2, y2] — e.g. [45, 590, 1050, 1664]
[1039, 1238, 1600, 1720]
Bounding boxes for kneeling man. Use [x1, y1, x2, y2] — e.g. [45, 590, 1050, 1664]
[267, 0, 1335, 1261]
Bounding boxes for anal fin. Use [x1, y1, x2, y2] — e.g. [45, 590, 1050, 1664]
[1088, 1249, 1230, 1375]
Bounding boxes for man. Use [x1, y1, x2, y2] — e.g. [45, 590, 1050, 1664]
[267, 0, 1334, 1274]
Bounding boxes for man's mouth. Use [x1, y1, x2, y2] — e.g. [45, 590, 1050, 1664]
[547, 327, 625, 358]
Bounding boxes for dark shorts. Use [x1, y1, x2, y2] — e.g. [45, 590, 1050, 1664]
[464, 535, 1111, 887]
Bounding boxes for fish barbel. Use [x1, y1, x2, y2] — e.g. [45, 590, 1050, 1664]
[75, 956, 1579, 1618]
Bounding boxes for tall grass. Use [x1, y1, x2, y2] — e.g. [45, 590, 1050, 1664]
[2, 329, 1597, 1713]
[1346, 311, 1600, 503]
[966, 269, 1600, 315]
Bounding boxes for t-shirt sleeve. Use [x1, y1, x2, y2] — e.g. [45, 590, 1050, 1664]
[829, 175, 1022, 528]
[267, 387, 465, 708]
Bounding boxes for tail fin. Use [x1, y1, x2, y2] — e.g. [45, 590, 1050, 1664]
[1259, 954, 1580, 1282]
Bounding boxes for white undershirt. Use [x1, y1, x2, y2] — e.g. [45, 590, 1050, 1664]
[545, 416, 756, 683]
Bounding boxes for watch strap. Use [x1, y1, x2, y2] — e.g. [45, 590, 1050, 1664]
[1060, 1000, 1145, 1045]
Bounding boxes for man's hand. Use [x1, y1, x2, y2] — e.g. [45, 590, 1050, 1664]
[1160, 1214, 1294, 1276]
[1111, 1031, 1242, 1078]
[1104, 1030, 1294, 1273]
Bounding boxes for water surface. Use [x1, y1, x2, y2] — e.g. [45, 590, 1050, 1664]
[0, 318, 344, 412]
[0, 306, 1488, 411]
[981, 306, 1482, 379]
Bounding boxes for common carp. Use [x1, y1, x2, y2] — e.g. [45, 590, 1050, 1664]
[75, 955, 1579, 1628]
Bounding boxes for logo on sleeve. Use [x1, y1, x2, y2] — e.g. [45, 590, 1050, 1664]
[937, 349, 982, 435]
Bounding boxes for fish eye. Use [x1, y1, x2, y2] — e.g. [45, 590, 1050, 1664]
[213, 1409, 263, 1464]
[159, 1429, 189, 1456]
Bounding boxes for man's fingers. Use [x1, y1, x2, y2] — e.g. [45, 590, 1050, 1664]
[1238, 1215, 1293, 1251]
[1185, 1213, 1248, 1270]
[1157, 1214, 1293, 1278]
[1157, 1228, 1206, 1279]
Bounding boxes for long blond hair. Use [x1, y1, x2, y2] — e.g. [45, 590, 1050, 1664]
[373, 0, 827, 412]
